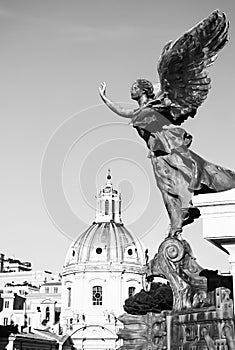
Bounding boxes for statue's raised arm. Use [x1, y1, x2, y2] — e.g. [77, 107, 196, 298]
[99, 82, 140, 119]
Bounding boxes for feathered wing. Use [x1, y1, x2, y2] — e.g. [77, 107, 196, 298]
[156, 10, 229, 125]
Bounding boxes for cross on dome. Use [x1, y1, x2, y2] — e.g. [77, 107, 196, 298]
[105, 169, 112, 188]
[107, 168, 111, 180]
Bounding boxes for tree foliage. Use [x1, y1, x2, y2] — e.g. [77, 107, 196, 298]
[124, 282, 173, 315]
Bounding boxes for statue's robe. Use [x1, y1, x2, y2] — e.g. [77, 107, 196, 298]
[132, 107, 235, 230]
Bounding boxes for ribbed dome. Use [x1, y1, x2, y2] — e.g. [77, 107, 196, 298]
[64, 170, 145, 268]
[64, 222, 145, 266]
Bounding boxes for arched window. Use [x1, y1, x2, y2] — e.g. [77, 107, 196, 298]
[67, 287, 71, 307]
[105, 200, 109, 215]
[92, 286, 102, 305]
[45, 306, 50, 321]
[128, 286, 136, 297]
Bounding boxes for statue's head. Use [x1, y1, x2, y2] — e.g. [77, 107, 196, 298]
[131, 79, 155, 100]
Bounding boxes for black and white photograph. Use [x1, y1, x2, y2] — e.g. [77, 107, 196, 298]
[0, 1, 235, 348]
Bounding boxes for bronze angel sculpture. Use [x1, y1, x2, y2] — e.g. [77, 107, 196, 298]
[99, 10, 235, 237]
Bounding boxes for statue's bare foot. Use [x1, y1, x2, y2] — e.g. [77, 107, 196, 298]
[182, 207, 201, 227]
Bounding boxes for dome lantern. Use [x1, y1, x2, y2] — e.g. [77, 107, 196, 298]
[95, 169, 122, 224]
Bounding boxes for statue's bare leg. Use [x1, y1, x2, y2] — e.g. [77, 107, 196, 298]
[161, 185, 200, 236]
[161, 190, 183, 237]
[151, 153, 200, 236]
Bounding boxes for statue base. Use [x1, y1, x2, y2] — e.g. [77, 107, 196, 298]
[118, 236, 235, 349]
[146, 236, 209, 312]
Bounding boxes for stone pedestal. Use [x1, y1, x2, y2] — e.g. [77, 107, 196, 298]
[118, 236, 235, 349]
[169, 308, 235, 349]
[118, 291, 235, 349]
[118, 312, 167, 350]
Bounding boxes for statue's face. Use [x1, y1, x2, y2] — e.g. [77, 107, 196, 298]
[131, 83, 143, 100]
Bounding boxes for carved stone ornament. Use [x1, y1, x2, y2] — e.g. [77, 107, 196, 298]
[146, 237, 208, 312]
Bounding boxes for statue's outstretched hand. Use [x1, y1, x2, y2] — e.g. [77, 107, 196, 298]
[98, 82, 134, 119]
[99, 82, 107, 100]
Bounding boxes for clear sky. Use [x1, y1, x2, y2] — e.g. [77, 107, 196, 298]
[0, 0, 235, 272]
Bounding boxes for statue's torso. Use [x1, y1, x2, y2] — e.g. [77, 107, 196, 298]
[132, 107, 192, 156]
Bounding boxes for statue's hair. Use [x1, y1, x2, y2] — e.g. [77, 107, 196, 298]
[135, 79, 155, 99]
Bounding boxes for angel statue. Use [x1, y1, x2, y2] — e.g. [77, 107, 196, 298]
[99, 10, 235, 237]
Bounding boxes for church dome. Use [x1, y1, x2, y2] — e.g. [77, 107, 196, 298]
[64, 170, 145, 268]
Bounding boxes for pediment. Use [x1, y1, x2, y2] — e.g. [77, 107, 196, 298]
[72, 325, 117, 339]
[41, 298, 55, 304]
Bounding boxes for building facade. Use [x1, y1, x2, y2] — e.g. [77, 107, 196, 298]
[193, 188, 235, 310]
[0, 257, 61, 331]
